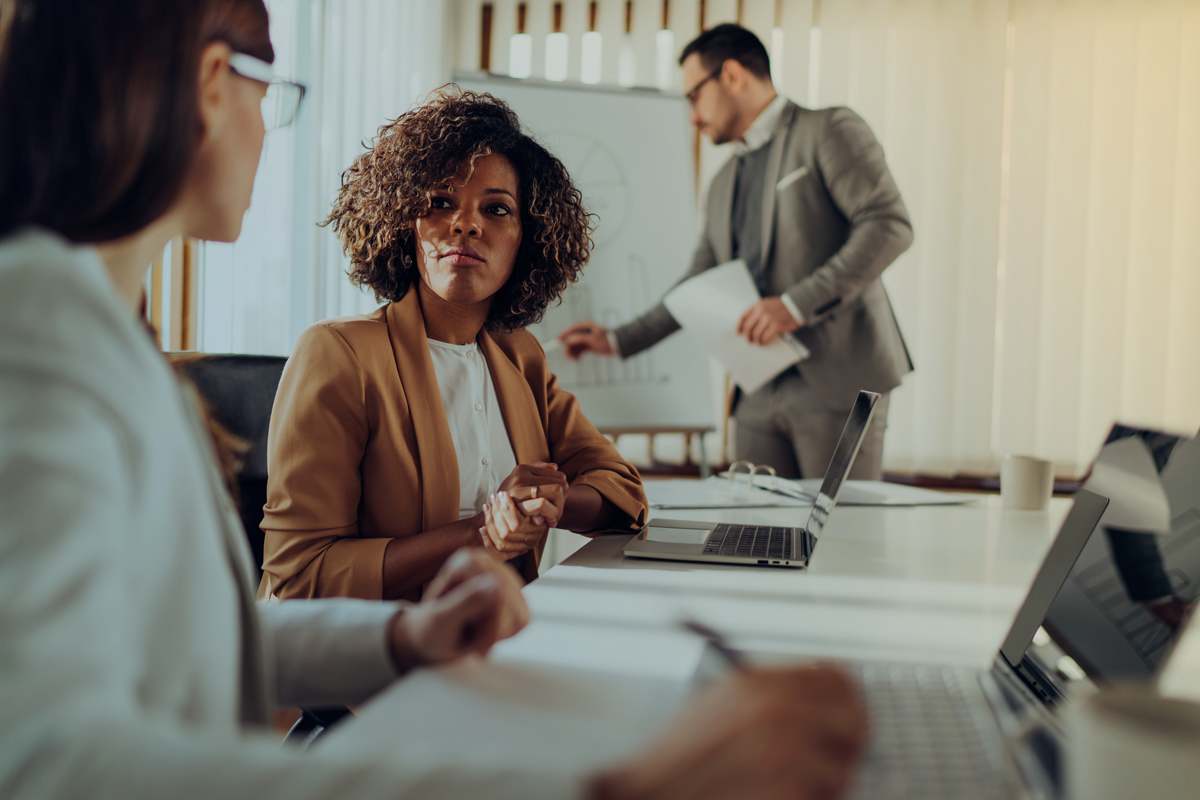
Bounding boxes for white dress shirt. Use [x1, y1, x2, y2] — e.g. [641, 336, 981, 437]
[0, 228, 580, 800]
[735, 92, 789, 155]
[427, 339, 519, 519]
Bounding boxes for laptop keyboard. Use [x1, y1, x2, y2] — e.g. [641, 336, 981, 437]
[848, 662, 1012, 800]
[702, 523, 794, 560]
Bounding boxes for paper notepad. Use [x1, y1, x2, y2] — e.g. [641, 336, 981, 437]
[319, 658, 687, 776]
[663, 259, 806, 393]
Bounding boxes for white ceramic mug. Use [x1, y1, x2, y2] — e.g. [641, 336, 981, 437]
[1067, 687, 1200, 800]
[1000, 454, 1055, 510]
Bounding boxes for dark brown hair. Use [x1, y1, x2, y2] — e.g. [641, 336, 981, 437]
[680, 23, 772, 80]
[0, 0, 273, 241]
[325, 87, 594, 333]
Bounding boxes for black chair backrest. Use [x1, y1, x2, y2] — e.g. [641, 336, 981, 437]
[173, 354, 288, 580]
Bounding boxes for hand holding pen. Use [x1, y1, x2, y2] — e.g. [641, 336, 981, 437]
[555, 320, 616, 361]
[590, 620, 871, 800]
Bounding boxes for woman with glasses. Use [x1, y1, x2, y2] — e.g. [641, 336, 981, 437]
[0, 2, 865, 799]
[257, 90, 647, 603]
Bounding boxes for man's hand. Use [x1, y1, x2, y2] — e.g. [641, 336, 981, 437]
[559, 321, 615, 360]
[589, 664, 867, 800]
[387, 549, 530, 671]
[736, 297, 801, 346]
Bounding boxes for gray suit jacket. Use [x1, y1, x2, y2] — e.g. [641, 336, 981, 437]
[615, 101, 914, 408]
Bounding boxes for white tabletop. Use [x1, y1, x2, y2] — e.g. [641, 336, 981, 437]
[324, 492, 1076, 773]
[492, 495, 1074, 675]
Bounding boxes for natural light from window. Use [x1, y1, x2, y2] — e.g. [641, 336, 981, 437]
[545, 31, 569, 81]
[580, 30, 602, 84]
[509, 32, 533, 79]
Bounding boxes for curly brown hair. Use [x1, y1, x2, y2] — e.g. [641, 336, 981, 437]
[324, 86, 594, 333]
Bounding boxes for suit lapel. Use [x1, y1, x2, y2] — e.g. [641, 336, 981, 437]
[710, 159, 737, 263]
[478, 333, 550, 465]
[760, 102, 797, 274]
[385, 292, 460, 531]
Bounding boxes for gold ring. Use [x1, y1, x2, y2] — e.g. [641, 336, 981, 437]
[530, 486, 538, 499]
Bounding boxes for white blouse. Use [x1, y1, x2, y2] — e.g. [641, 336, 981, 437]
[427, 338, 519, 519]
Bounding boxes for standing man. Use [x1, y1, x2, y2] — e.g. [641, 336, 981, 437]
[558, 23, 913, 480]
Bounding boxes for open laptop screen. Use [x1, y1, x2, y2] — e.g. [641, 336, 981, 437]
[806, 391, 879, 541]
[999, 490, 1110, 667]
[1042, 427, 1200, 683]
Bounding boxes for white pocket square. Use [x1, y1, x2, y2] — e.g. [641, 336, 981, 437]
[776, 165, 810, 191]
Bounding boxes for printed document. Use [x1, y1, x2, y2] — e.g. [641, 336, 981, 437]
[663, 259, 807, 393]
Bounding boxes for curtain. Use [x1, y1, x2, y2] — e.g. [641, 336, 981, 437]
[196, 0, 451, 355]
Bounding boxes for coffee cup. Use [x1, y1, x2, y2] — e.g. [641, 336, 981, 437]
[1000, 454, 1055, 511]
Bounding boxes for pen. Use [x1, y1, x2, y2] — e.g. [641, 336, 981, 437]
[681, 618, 748, 671]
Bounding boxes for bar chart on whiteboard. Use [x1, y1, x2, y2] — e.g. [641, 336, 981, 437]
[457, 74, 714, 430]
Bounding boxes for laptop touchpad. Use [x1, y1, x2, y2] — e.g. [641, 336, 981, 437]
[645, 526, 711, 545]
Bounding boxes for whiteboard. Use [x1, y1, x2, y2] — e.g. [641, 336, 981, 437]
[456, 74, 713, 430]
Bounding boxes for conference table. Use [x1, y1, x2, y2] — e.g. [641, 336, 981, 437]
[498, 494, 1072, 674]
[323, 490, 1075, 777]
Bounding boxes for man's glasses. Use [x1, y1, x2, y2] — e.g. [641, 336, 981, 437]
[229, 52, 307, 131]
[684, 66, 723, 107]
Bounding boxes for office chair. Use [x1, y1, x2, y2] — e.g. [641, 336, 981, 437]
[171, 353, 287, 581]
[169, 354, 353, 748]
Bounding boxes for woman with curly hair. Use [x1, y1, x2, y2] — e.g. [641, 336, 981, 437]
[259, 89, 648, 601]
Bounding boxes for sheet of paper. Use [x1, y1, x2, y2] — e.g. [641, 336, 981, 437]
[792, 478, 974, 506]
[647, 477, 808, 509]
[1085, 436, 1174, 534]
[718, 473, 972, 506]
[319, 658, 688, 776]
[663, 259, 803, 393]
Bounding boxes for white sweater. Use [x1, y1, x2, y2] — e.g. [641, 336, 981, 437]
[0, 229, 579, 800]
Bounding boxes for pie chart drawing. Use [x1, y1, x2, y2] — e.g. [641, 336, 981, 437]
[544, 133, 629, 249]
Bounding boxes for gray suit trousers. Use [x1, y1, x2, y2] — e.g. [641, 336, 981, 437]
[734, 370, 889, 480]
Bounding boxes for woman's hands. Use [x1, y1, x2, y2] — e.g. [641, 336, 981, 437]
[478, 462, 569, 559]
[387, 548, 530, 672]
[499, 461, 569, 526]
[589, 664, 868, 800]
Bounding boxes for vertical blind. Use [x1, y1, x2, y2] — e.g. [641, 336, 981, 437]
[196, 0, 450, 355]
[198, 0, 1200, 478]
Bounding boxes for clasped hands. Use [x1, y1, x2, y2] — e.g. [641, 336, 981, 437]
[478, 461, 567, 560]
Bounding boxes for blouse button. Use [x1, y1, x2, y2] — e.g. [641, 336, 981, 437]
[481, 457, 490, 466]
[474, 402, 483, 412]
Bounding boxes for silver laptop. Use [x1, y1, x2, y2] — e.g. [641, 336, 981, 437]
[623, 390, 879, 569]
[844, 488, 1111, 800]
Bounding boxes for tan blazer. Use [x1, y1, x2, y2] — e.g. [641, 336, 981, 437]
[259, 290, 647, 600]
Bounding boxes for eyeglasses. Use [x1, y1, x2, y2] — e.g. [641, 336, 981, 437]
[684, 66, 723, 107]
[228, 52, 307, 131]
